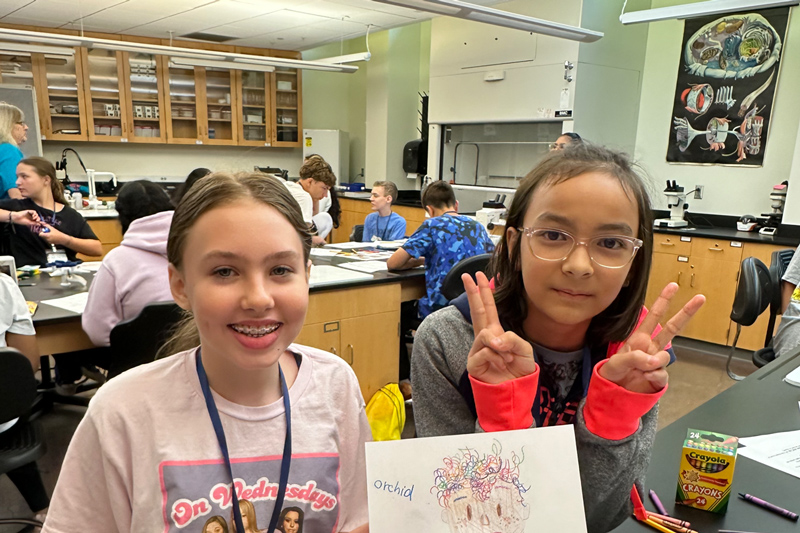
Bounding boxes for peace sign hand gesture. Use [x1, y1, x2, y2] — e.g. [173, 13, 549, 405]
[464, 272, 537, 385]
[599, 283, 706, 394]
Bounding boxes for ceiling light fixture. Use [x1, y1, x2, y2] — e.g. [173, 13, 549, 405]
[0, 27, 359, 73]
[0, 42, 76, 56]
[620, 0, 800, 25]
[372, 0, 603, 42]
[317, 52, 372, 64]
[170, 57, 274, 72]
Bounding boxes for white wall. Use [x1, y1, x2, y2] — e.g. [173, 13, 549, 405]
[42, 141, 302, 183]
[633, 2, 800, 218]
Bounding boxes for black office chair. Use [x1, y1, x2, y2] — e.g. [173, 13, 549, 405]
[727, 256, 776, 380]
[0, 348, 48, 530]
[350, 224, 364, 242]
[440, 253, 493, 301]
[107, 301, 184, 379]
[751, 248, 795, 368]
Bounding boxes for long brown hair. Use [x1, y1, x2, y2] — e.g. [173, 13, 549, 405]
[158, 172, 312, 357]
[490, 143, 654, 347]
[19, 156, 67, 205]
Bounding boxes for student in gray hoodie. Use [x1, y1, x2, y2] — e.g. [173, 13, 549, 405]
[411, 144, 705, 533]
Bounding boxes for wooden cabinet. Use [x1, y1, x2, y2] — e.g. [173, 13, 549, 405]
[237, 70, 272, 146]
[271, 68, 301, 147]
[1, 25, 303, 148]
[34, 48, 90, 141]
[76, 218, 122, 261]
[647, 234, 787, 347]
[296, 284, 401, 402]
[83, 48, 129, 142]
[122, 52, 166, 143]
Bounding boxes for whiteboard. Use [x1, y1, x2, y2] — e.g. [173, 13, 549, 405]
[0, 84, 44, 158]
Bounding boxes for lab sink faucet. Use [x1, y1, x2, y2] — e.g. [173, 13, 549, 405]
[85, 169, 118, 201]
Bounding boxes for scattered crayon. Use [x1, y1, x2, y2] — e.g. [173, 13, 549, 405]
[649, 489, 669, 516]
[646, 511, 690, 528]
[738, 493, 799, 521]
[644, 517, 677, 533]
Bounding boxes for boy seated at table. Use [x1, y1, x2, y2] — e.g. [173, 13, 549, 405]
[0, 271, 38, 370]
[362, 181, 406, 242]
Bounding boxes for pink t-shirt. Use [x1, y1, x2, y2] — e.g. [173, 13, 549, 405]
[42, 345, 370, 533]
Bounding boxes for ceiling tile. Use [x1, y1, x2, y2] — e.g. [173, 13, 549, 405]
[0, 0, 41, 19]
[205, 9, 329, 37]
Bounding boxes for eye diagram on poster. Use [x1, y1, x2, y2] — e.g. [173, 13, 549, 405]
[667, 8, 789, 166]
[365, 425, 587, 532]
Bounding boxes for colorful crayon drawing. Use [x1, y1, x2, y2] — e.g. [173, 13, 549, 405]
[433, 445, 530, 533]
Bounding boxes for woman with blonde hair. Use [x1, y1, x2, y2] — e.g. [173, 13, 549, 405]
[0, 102, 28, 200]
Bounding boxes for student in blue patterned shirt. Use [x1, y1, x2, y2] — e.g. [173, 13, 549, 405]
[362, 181, 406, 242]
[387, 181, 494, 318]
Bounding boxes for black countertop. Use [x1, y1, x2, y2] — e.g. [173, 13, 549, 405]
[653, 225, 799, 247]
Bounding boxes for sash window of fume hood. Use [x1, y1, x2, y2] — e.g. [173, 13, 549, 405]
[444, 122, 563, 190]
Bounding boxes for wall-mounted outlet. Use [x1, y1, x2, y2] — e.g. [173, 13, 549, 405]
[694, 185, 704, 200]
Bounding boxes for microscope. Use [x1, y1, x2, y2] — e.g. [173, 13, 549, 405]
[759, 182, 787, 236]
[654, 180, 689, 228]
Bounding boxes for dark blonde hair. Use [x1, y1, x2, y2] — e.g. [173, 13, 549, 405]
[159, 172, 312, 357]
[299, 154, 336, 188]
[19, 156, 67, 205]
[490, 143, 653, 347]
[372, 181, 398, 202]
[231, 500, 258, 533]
[202, 516, 228, 533]
[0, 102, 24, 145]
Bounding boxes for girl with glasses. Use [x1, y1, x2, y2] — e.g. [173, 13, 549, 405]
[411, 143, 705, 533]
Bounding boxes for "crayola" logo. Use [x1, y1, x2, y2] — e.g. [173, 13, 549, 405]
[688, 452, 728, 465]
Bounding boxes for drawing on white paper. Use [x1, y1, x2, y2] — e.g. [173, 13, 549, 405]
[433, 443, 530, 533]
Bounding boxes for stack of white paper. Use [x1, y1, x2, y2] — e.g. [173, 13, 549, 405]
[784, 364, 800, 387]
[339, 261, 389, 274]
[40, 292, 89, 314]
[309, 265, 374, 287]
[738, 429, 800, 479]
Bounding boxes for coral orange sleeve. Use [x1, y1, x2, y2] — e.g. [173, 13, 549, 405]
[469, 368, 540, 432]
[583, 360, 667, 440]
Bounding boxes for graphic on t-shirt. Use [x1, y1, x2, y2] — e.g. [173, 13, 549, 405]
[433, 446, 530, 533]
[159, 453, 339, 532]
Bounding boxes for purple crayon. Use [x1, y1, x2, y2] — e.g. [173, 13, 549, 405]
[738, 493, 799, 521]
[649, 489, 668, 516]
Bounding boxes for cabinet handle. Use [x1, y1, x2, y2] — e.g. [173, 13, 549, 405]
[677, 271, 681, 286]
[691, 272, 695, 288]
[331, 347, 337, 355]
[659, 242, 675, 246]
[708, 247, 723, 252]
[347, 344, 354, 365]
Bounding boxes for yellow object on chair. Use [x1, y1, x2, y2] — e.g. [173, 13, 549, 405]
[365, 383, 406, 441]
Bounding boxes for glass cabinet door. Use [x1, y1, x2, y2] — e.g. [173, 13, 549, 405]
[202, 67, 236, 145]
[272, 68, 300, 146]
[0, 52, 44, 135]
[164, 63, 200, 144]
[123, 52, 165, 143]
[84, 48, 128, 142]
[35, 49, 88, 140]
[238, 70, 270, 146]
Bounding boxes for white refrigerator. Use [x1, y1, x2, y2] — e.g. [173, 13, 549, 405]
[303, 129, 350, 183]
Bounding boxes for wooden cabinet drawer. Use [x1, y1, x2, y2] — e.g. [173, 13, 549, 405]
[691, 238, 743, 262]
[653, 235, 692, 256]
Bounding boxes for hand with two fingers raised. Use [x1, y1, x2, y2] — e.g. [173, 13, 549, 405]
[599, 282, 706, 394]
[463, 271, 537, 385]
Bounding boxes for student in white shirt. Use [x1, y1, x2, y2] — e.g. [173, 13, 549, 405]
[282, 155, 337, 245]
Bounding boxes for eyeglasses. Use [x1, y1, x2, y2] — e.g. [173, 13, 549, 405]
[549, 142, 567, 151]
[519, 227, 642, 269]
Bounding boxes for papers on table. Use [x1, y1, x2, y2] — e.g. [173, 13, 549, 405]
[339, 261, 389, 274]
[784, 363, 800, 387]
[40, 291, 89, 314]
[309, 265, 374, 287]
[76, 261, 103, 272]
[738, 429, 800, 479]
[344, 250, 394, 261]
[310, 248, 341, 257]
[366, 424, 587, 532]
[325, 241, 376, 250]
[374, 239, 407, 250]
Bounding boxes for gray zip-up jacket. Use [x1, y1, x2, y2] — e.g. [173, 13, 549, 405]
[411, 304, 659, 533]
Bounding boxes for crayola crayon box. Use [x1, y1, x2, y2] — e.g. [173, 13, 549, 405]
[676, 428, 738, 513]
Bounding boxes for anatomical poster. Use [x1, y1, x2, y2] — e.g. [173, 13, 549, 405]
[365, 425, 586, 533]
[667, 7, 789, 166]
